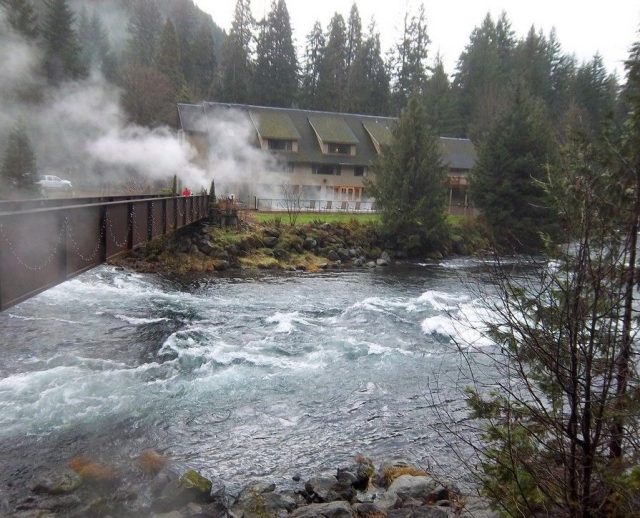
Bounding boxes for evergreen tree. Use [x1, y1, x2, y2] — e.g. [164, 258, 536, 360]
[422, 55, 462, 136]
[0, 0, 38, 39]
[299, 20, 325, 109]
[41, 0, 85, 83]
[470, 87, 557, 251]
[391, 3, 430, 113]
[574, 53, 618, 135]
[190, 23, 217, 100]
[126, 0, 163, 67]
[345, 20, 390, 115]
[77, 9, 117, 81]
[368, 92, 448, 254]
[0, 123, 37, 196]
[156, 18, 190, 108]
[316, 13, 347, 111]
[547, 28, 577, 118]
[219, 0, 254, 103]
[345, 3, 362, 69]
[513, 26, 553, 104]
[253, 0, 298, 107]
[454, 12, 515, 139]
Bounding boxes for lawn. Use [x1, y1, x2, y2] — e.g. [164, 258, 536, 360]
[251, 211, 380, 225]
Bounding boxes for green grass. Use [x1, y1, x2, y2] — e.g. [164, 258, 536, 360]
[253, 211, 380, 225]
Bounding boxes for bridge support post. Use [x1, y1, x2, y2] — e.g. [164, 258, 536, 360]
[127, 203, 134, 250]
[99, 205, 107, 263]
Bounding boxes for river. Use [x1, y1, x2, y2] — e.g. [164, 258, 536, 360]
[0, 260, 498, 506]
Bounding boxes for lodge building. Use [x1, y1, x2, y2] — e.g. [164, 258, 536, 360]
[177, 102, 476, 214]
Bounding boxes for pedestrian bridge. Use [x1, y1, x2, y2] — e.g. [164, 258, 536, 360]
[0, 194, 208, 311]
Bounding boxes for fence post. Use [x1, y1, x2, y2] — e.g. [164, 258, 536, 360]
[147, 201, 153, 240]
[99, 205, 107, 262]
[127, 202, 134, 250]
[59, 210, 68, 281]
[162, 198, 167, 235]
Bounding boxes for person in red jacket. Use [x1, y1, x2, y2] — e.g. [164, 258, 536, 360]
[181, 186, 192, 197]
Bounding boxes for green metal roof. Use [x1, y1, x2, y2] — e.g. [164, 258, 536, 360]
[362, 121, 393, 147]
[177, 102, 477, 170]
[250, 110, 300, 140]
[308, 115, 359, 144]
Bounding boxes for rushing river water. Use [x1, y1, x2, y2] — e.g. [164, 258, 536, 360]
[0, 261, 498, 505]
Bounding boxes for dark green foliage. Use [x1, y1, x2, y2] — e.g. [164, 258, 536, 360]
[77, 8, 118, 82]
[126, 0, 162, 67]
[0, 0, 38, 39]
[121, 65, 175, 127]
[345, 3, 361, 69]
[42, 0, 85, 83]
[422, 56, 463, 136]
[253, 0, 298, 107]
[0, 123, 38, 197]
[470, 88, 557, 251]
[368, 93, 448, 255]
[454, 12, 515, 139]
[316, 13, 348, 112]
[345, 20, 390, 115]
[189, 24, 217, 100]
[299, 21, 325, 109]
[390, 4, 430, 113]
[218, 0, 254, 103]
[156, 19, 190, 107]
[573, 53, 618, 135]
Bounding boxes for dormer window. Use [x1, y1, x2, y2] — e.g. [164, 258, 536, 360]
[327, 143, 352, 155]
[268, 139, 295, 151]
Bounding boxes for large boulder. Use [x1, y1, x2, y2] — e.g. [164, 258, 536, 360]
[231, 482, 296, 518]
[151, 470, 214, 512]
[292, 501, 353, 518]
[304, 475, 355, 503]
[263, 236, 279, 248]
[33, 469, 82, 495]
[337, 248, 350, 261]
[303, 237, 318, 250]
[327, 250, 340, 262]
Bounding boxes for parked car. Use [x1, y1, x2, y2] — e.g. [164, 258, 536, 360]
[36, 175, 73, 196]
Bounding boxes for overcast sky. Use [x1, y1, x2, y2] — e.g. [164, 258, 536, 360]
[194, 0, 640, 79]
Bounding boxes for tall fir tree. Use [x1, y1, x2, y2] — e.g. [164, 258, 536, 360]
[219, 0, 254, 103]
[299, 21, 325, 109]
[42, 0, 85, 83]
[345, 20, 390, 115]
[391, 3, 430, 113]
[253, 0, 298, 107]
[0, 0, 38, 39]
[126, 0, 163, 67]
[422, 55, 462, 136]
[0, 123, 38, 196]
[574, 53, 618, 135]
[77, 9, 117, 81]
[345, 3, 362, 69]
[470, 86, 557, 251]
[156, 18, 190, 109]
[316, 13, 347, 111]
[454, 12, 515, 139]
[368, 92, 448, 254]
[189, 23, 217, 100]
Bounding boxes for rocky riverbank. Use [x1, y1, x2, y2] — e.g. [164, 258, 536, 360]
[110, 216, 487, 276]
[9, 452, 497, 518]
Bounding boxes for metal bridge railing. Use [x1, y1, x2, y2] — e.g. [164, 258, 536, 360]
[0, 195, 208, 311]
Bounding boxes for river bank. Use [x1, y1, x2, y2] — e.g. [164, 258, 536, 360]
[109, 216, 489, 275]
[12, 452, 496, 517]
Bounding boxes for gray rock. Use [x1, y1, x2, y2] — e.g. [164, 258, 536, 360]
[232, 482, 295, 518]
[366, 261, 377, 268]
[305, 476, 355, 503]
[263, 236, 279, 247]
[387, 476, 439, 502]
[152, 470, 214, 513]
[352, 503, 386, 517]
[32, 469, 82, 495]
[319, 263, 329, 269]
[189, 244, 201, 256]
[380, 251, 392, 263]
[273, 248, 289, 261]
[327, 250, 340, 262]
[303, 238, 318, 250]
[292, 501, 353, 518]
[214, 260, 230, 271]
[353, 258, 365, 267]
[387, 508, 447, 518]
[264, 228, 281, 238]
[348, 248, 358, 258]
[337, 248, 350, 260]
[376, 258, 389, 267]
[198, 240, 216, 255]
[458, 495, 498, 518]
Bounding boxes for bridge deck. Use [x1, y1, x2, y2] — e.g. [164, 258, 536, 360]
[0, 195, 208, 311]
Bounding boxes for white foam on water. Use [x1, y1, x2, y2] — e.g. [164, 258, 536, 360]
[421, 299, 496, 348]
[265, 311, 314, 334]
[416, 290, 467, 312]
[114, 314, 169, 325]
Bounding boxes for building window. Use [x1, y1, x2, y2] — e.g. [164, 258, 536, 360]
[327, 143, 351, 154]
[268, 139, 294, 151]
[313, 164, 341, 175]
[354, 166, 366, 177]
